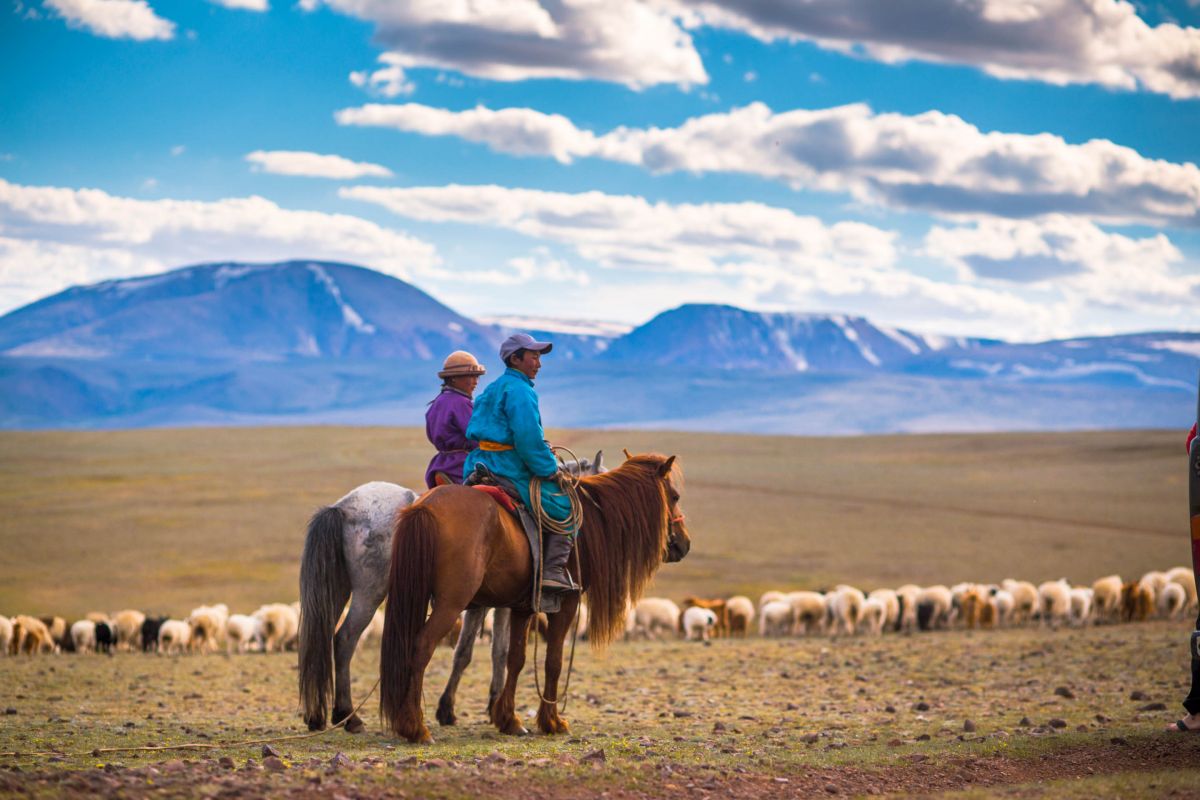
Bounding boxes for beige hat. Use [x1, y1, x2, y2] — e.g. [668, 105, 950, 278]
[438, 350, 486, 380]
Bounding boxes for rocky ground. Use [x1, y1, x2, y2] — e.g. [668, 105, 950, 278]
[3, 621, 1199, 798]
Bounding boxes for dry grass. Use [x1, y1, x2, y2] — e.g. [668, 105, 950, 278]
[0, 427, 1186, 618]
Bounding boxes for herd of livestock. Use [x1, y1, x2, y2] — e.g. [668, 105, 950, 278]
[2, 566, 1196, 657]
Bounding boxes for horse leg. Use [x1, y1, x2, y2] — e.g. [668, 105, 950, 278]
[396, 602, 465, 744]
[491, 609, 532, 736]
[487, 608, 511, 715]
[436, 608, 485, 726]
[536, 596, 578, 735]
[332, 593, 379, 734]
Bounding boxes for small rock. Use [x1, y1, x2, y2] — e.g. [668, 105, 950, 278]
[1018, 717, 1032, 727]
[884, 705, 896, 713]
[481, 751, 507, 765]
[825, 783, 839, 794]
[262, 744, 281, 759]
[800, 733, 820, 744]
[712, 721, 726, 732]
[785, 703, 799, 711]
[1095, 714, 1111, 723]
[122, 721, 136, 728]
[887, 738, 903, 747]
[581, 749, 606, 764]
[1138, 702, 1167, 712]
[263, 757, 286, 772]
[527, 758, 551, 767]
[329, 753, 352, 770]
[218, 757, 235, 769]
[1130, 690, 1149, 701]
[1053, 687, 1075, 699]
[963, 720, 976, 732]
[161, 760, 186, 774]
[1048, 719, 1067, 729]
[916, 734, 931, 742]
[913, 702, 930, 712]
[3, 709, 15, 716]
[1076, 724, 1088, 732]
[1110, 736, 1129, 745]
[420, 759, 448, 770]
[672, 710, 692, 718]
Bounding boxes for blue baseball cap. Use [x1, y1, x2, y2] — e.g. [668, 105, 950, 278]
[500, 332, 553, 362]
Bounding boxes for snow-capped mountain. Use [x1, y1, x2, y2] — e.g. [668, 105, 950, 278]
[602, 304, 994, 371]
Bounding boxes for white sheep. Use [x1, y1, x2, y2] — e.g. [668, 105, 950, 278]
[633, 598, 680, 640]
[682, 606, 718, 641]
[0, 616, 11, 656]
[112, 610, 145, 652]
[254, 603, 299, 652]
[1001, 579, 1040, 624]
[225, 614, 263, 654]
[759, 600, 794, 638]
[859, 596, 887, 636]
[829, 585, 866, 636]
[758, 591, 787, 611]
[1037, 579, 1071, 626]
[1165, 567, 1197, 613]
[991, 589, 1015, 626]
[1091, 575, 1123, 623]
[917, 585, 953, 630]
[187, 604, 229, 654]
[1068, 587, 1094, 626]
[895, 584, 921, 632]
[158, 620, 191, 655]
[785, 591, 826, 636]
[70, 620, 96, 654]
[867, 588, 900, 632]
[1159, 582, 1188, 620]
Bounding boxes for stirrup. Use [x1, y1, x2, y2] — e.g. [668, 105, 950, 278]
[541, 575, 580, 593]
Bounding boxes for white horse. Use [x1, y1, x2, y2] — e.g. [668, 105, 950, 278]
[299, 452, 605, 734]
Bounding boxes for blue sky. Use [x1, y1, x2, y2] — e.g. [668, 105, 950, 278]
[2, 0, 1199, 341]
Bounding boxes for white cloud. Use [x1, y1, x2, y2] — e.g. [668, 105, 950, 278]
[0, 179, 437, 314]
[169, 145, 185, 156]
[207, 0, 268, 10]
[245, 150, 393, 179]
[341, 182, 1072, 337]
[671, 0, 1200, 99]
[337, 102, 1200, 227]
[925, 215, 1198, 311]
[301, 0, 707, 88]
[350, 53, 416, 97]
[44, 0, 175, 40]
[428, 248, 590, 287]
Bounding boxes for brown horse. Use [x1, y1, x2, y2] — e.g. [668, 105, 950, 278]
[379, 453, 691, 743]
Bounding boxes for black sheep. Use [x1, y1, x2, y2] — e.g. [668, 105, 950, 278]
[94, 621, 116, 654]
[141, 616, 167, 652]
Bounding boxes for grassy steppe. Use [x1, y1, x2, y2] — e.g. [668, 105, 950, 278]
[0, 427, 1188, 617]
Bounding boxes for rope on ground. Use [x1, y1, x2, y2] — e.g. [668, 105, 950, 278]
[0, 677, 382, 761]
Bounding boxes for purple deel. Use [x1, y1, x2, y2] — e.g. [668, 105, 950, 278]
[424, 387, 477, 489]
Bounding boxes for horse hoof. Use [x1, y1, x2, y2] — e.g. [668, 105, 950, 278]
[343, 715, 365, 734]
[305, 717, 326, 732]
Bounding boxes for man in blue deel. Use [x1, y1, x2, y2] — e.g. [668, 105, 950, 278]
[463, 332, 579, 594]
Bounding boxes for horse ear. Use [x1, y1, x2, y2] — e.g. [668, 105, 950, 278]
[658, 455, 676, 477]
[594, 450, 604, 471]
[622, 448, 633, 460]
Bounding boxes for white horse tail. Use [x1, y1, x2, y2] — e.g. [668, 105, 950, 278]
[298, 505, 350, 731]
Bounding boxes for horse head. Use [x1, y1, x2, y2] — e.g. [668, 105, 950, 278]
[658, 455, 691, 563]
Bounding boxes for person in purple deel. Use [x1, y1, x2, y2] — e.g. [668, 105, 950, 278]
[424, 351, 486, 490]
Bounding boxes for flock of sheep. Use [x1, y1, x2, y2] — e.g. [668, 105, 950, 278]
[1, 603, 302, 657]
[3, 566, 1195, 656]
[631, 566, 1199, 641]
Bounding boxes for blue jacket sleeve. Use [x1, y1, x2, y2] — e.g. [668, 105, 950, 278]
[503, 383, 559, 479]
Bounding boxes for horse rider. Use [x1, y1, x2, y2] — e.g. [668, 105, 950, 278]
[424, 351, 485, 490]
[463, 333, 580, 594]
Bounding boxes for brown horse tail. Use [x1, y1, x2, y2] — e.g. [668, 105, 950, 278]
[380, 502, 437, 736]
[298, 505, 349, 731]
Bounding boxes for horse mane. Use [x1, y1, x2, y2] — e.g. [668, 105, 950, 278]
[576, 454, 675, 648]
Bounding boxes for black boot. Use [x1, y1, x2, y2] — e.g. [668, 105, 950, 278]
[541, 533, 579, 593]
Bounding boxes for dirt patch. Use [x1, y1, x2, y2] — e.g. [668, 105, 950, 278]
[3, 737, 1197, 799]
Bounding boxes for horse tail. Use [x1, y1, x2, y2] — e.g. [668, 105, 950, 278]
[298, 505, 349, 731]
[380, 502, 437, 737]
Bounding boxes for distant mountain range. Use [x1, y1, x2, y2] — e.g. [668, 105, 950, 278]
[1, 260, 1196, 433]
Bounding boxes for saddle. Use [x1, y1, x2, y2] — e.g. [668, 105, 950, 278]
[465, 464, 562, 613]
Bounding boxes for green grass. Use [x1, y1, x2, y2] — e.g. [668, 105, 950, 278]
[0, 427, 1187, 617]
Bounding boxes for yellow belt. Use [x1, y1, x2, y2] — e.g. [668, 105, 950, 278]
[478, 441, 514, 452]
